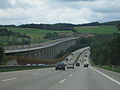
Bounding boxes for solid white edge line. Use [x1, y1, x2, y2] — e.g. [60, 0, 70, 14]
[59, 79, 66, 83]
[2, 78, 17, 82]
[90, 66, 120, 86]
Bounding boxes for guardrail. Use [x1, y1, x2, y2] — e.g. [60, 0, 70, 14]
[0, 65, 55, 72]
[0, 65, 55, 69]
[4, 37, 78, 51]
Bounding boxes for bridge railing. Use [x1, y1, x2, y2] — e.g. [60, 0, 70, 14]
[3, 37, 78, 50]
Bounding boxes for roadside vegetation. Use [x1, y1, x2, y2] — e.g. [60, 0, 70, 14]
[0, 46, 5, 65]
[90, 34, 120, 66]
[96, 65, 120, 73]
[89, 24, 120, 72]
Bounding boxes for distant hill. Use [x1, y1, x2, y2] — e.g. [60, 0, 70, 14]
[76, 22, 100, 26]
[102, 21, 120, 25]
[77, 21, 120, 26]
[0, 20, 120, 31]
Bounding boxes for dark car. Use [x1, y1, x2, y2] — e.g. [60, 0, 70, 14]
[76, 63, 80, 67]
[65, 58, 69, 61]
[67, 64, 74, 69]
[55, 62, 66, 70]
[84, 64, 89, 67]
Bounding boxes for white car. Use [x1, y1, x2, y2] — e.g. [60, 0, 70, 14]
[67, 64, 74, 69]
[38, 64, 45, 66]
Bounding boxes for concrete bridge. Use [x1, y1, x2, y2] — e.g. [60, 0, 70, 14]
[5, 37, 79, 60]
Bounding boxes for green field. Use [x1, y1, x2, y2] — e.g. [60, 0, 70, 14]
[1, 25, 120, 46]
[75, 25, 120, 34]
[6, 27, 71, 38]
[0, 27, 73, 46]
[3, 25, 120, 39]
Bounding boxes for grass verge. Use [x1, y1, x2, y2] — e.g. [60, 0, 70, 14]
[90, 59, 120, 73]
[96, 65, 120, 73]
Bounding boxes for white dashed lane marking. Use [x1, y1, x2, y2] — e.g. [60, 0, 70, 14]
[2, 78, 17, 82]
[59, 79, 66, 83]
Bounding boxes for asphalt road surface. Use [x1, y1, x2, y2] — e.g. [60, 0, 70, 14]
[0, 66, 120, 90]
[0, 67, 120, 90]
[0, 49, 120, 90]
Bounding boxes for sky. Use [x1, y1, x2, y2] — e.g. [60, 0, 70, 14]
[0, 0, 120, 25]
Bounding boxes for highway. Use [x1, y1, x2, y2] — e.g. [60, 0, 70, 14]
[0, 50, 120, 90]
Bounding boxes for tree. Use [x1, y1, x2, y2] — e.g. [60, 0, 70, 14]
[117, 23, 120, 31]
[0, 46, 5, 63]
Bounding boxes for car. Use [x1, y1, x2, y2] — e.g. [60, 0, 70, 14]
[32, 64, 37, 66]
[84, 64, 89, 67]
[38, 64, 45, 66]
[65, 58, 69, 61]
[26, 64, 31, 66]
[76, 63, 80, 67]
[71, 53, 74, 55]
[55, 62, 66, 70]
[67, 64, 74, 69]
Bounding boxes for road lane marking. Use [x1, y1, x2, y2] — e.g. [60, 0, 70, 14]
[90, 67, 120, 86]
[2, 78, 17, 82]
[59, 79, 66, 83]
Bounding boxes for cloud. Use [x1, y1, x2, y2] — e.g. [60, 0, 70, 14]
[57, 0, 95, 2]
[0, 0, 12, 9]
[0, 0, 120, 25]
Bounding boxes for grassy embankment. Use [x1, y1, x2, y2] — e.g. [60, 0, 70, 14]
[96, 65, 120, 73]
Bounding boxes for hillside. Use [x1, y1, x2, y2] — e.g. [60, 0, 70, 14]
[0, 21, 120, 46]
[0, 28, 30, 38]
[75, 25, 120, 34]
[6, 27, 72, 38]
